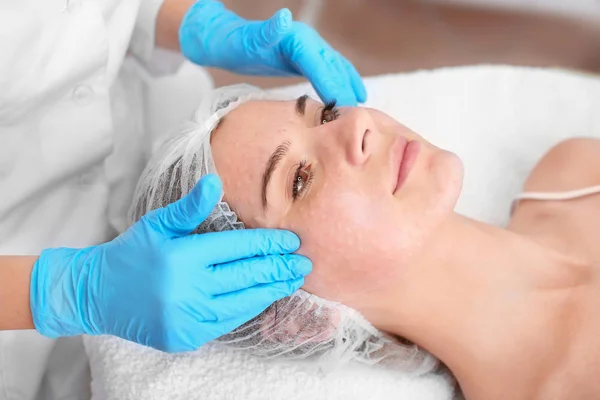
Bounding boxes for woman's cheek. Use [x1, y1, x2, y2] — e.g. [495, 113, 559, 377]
[285, 190, 393, 304]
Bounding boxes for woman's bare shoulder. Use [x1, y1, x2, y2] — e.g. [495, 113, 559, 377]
[509, 137, 600, 260]
[522, 137, 600, 193]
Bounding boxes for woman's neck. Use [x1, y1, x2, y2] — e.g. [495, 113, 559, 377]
[369, 213, 591, 394]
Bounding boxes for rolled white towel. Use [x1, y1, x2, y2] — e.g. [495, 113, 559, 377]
[85, 336, 455, 400]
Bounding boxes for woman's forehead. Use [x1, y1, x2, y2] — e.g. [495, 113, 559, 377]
[223, 99, 297, 128]
[214, 99, 306, 158]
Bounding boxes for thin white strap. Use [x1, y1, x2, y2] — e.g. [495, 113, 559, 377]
[511, 184, 600, 215]
[514, 184, 600, 202]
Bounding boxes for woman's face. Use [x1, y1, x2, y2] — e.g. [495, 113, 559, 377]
[211, 96, 463, 310]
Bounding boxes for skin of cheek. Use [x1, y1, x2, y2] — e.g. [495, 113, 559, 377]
[284, 187, 422, 310]
[284, 149, 463, 314]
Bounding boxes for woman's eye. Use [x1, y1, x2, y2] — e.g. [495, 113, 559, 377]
[321, 101, 339, 125]
[292, 163, 312, 201]
[321, 109, 337, 124]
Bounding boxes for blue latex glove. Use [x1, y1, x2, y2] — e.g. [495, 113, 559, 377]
[179, 1, 367, 106]
[30, 175, 311, 353]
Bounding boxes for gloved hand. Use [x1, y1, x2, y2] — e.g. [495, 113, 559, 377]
[30, 174, 311, 353]
[179, 0, 367, 106]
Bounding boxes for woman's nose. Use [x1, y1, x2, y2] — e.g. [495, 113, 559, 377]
[333, 108, 372, 166]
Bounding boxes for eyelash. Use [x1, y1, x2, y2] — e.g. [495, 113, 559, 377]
[321, 100, 339, 125]
[291, 101, 339, 202]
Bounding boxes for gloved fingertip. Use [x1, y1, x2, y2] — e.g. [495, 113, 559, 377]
[340, 59, 367, 103]
[201, 173, 222, 190]
[199, 174, 223, 202]
[274, 8, 293, 31]
[317, 85, 357, 107]
[290, 277, 305, 293]
[263, 8, 292, 42]
[315, 90, 335, 107]
[277, 230, 301, 252]
[286, 254, 313, 277]
[356, 83, 368, 103]
[335, 94, 358, 107]
[347, 98, 359, 107]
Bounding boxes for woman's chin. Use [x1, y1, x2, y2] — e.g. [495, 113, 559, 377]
[430, 149, 464, 210]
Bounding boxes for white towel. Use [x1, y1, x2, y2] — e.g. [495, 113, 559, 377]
[86, 338, 454, 400]
[84, 65, 600, 400]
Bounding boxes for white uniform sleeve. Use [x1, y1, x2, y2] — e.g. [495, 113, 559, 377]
[129, 0, 186, 76]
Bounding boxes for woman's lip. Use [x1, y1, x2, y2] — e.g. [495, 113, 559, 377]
[391, 136, 407, 193]
[393, 139, 420, 194]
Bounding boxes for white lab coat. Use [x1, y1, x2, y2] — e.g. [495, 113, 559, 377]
[0, 1, 213, 399]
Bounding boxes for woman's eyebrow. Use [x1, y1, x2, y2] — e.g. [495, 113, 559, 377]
[295, 95, 308, 117]
[261, 140, 291, 211]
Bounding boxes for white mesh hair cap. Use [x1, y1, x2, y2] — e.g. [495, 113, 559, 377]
[129, 84, 439, 374]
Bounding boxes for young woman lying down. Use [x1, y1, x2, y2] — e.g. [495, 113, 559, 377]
[130, 84, 600, 399]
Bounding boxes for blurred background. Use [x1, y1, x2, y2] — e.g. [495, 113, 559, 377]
[208, 0, 600, 88]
